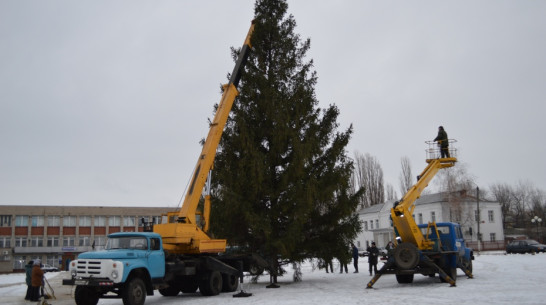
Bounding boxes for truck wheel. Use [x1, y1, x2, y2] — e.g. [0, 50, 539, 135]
[249, 264, 264, 276]
[199, 271, 222, 296]
[461, 258, 473, 273]
[393, 243, 419, 270]
[122, 277, 146, 305]
[75, 286, 99, 305]
[395, 274, 414, 284]
[158, 285, 180, 296]
[221, 273, 239, 292]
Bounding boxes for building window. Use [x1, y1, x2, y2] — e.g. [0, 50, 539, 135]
[94, 236, 106, 248]
[418, 213, 423, 224]
[79, 236, 91, 246]
[0, 253, 9, 262]
[363, 221, 368, 231]
[475, 210, 479, 222]
[94, 216, 106, 226]
[109, 216, 121, 226]
[431, 211, 436, 223]
[152, 216, 162, 225]
[375, 219, 379, 229]
[47, 216, 60, 227]
[0, 215, 11, 227]
[31, 216, 44, 227]
[370, 221, 374, 230]
[29, 237, 43, 247]
[13, 255, 27, 269]
[63, 216, 77, 227]
[15, 216, 29, 227]
[47, 237, 59, 247]
[15, 237, 27, 247]
[79, 216, 92, 227]
[63, 236, 75, 247]
[123, 216, 135, 227]
[46, 255, 61, 268]
[0, 236, 11, 248]
[488, 210, 494, 223]
[490, 233, 496, 241]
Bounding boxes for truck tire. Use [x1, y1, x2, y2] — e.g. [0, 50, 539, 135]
[249, 264, 264, 276]
[461, 257, 473, 273]
[199, 271, 222, 296]
[395, 274, 414, 284]
[158, 285, 180, 296]
[221, 273, 239, 292]
[122, 277, 146, 305]
[75, 286, 99, 305]
[393, 243, 419, 270]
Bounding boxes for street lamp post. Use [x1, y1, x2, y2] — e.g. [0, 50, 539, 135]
[531, 216, 542, 242]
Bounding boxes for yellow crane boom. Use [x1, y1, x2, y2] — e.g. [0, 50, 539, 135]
[154, 21, 255, 254]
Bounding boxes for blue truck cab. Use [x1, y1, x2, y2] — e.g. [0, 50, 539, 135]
[68, 232, 166, 305]
[418, 222, 474, 279]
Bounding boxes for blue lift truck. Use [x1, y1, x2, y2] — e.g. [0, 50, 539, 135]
[367, 141, 474, 288]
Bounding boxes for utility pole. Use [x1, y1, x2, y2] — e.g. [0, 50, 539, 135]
[477, 186, 481, 253]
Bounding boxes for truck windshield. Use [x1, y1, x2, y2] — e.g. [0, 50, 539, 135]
[420, 226, 451, 237]
[106, 236, 148, 250]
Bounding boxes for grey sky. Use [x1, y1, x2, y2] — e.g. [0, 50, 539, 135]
[1, 1, 545, 207]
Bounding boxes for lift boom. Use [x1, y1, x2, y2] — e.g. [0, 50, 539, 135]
[153, 21, 255, 255]
[391, 152, 456, 250]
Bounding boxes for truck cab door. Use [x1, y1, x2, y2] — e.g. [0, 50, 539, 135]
[147, 237, 165, 279]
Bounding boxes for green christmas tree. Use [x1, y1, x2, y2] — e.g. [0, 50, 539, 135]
[210, 0, 362, 277]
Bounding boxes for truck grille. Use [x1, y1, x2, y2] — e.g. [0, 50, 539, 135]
[76, 259, 107, 277]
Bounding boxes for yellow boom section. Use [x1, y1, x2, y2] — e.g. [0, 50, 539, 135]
[154, 21, 255, 254]
[391, 141, 457, 250]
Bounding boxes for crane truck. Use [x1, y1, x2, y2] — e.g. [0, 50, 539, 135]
[64, 20, 268, 305]
[366, 140, 474, 288]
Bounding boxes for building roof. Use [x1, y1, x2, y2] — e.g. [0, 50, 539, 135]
[357, 191, 492, 216]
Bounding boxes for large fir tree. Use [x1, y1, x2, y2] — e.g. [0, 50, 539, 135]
[210, 0, 362, 275]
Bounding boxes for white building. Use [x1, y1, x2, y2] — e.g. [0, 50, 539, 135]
[354, 191, 505, 251]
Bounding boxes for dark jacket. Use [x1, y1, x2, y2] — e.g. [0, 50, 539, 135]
[434, 129, 449, 148]
[25, 263, 33, 286]
[352, 245, 359, 258]
[367, 245, 379, 264]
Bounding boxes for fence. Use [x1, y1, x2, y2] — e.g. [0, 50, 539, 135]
[466, 240, 506, 251]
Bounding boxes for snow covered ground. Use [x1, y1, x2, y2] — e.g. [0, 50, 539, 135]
[2, 251, 545, 305]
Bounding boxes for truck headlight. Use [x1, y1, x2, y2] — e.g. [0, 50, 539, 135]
[71, 269, 77, 277]
[111, 270, 118, 279]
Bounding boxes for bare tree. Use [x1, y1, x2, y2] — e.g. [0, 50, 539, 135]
[431, 162, 477, 223]
[489, 183, 514, 228]
[398, 156, 413, 196]
[354, 152, 385, 208]
[385, 183, 397, 201]
[512, 180, 534, 228]
[433, 162, 475, 194]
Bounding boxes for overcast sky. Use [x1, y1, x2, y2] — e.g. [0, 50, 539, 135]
[1, 0, 545, 207]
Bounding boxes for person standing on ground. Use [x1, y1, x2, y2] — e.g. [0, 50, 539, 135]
[24, 260, 34, 301]
[338, 244, 350, 274]
[434, 126, 450, 158]
[385, 241, 395, 258]
[30, 259, 44, 301]
[367, 242, 379, 276]
[351, 243, 359, 273]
